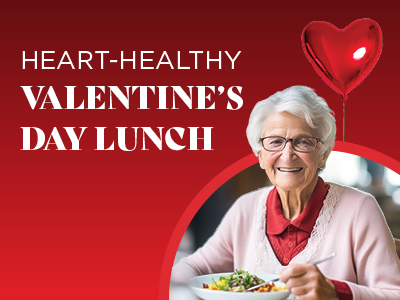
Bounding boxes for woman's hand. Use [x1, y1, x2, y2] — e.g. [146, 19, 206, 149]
[279, 263, 337, 300]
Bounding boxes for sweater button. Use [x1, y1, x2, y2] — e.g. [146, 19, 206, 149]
[288, 242, 293, 248]
[283, 257, 289, 264]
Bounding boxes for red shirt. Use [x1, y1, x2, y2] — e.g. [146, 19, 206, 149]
[266, 177, 352, 300]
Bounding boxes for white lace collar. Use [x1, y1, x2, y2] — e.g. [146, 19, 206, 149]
[253, 183, 345, 274]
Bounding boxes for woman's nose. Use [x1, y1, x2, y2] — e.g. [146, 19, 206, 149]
[280, 140, 297, 161]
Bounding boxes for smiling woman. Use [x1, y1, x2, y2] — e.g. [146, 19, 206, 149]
[171, 86, 400, 300]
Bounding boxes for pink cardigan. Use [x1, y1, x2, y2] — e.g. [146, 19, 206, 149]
[171, 184, 400, 299]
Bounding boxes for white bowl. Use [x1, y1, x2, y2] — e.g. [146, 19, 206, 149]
[189, 273, 290, 300]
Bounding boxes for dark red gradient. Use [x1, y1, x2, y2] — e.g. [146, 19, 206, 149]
[1, 1, 400, 300]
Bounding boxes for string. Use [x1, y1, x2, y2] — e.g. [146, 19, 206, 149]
[343, 98, 346, 142]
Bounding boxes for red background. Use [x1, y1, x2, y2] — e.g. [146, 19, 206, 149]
[1, 1, 400, 299]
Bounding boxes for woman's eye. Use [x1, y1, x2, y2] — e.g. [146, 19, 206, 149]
[298, 138, 312, 145]
[269, 139, 283, 145]
[299, 138, 311, 144]
[267, 139, 284, 148]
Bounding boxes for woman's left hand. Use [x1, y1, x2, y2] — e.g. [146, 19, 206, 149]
[279, 263, 337, 300]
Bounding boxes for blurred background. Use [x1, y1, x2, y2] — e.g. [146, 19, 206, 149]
[170, 152, 400, 300]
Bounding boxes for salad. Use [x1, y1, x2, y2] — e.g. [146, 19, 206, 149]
[202, 270, 287, 292]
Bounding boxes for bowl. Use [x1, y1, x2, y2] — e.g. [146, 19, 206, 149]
[189, 273, 290, 300]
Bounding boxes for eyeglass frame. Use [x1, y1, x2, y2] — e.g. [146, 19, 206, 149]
[258, 136, 323, 153]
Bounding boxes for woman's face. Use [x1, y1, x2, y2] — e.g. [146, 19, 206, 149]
[258, 112, 328, 194]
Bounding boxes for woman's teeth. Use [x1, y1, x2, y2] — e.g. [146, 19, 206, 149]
[278, 167, 302, 172]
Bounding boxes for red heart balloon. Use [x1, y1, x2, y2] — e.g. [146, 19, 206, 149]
[302, 19, 382, 100]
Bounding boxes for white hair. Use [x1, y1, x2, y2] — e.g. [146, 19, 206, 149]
[246, 86, 336, 157]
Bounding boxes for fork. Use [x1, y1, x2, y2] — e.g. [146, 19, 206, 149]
[245, 252, 336, 291]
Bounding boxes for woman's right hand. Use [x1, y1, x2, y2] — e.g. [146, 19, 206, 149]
[279, 263, 337, 300]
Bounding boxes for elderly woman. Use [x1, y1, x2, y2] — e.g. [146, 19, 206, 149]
[171, 86, 400, 299]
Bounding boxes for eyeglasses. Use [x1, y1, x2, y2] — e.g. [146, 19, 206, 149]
[259, 136, 323, 153]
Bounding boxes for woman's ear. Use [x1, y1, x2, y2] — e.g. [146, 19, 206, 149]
[319, 150, 331, 169]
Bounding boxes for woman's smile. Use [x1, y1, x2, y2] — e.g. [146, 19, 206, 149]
[277, 167, 303, 172]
